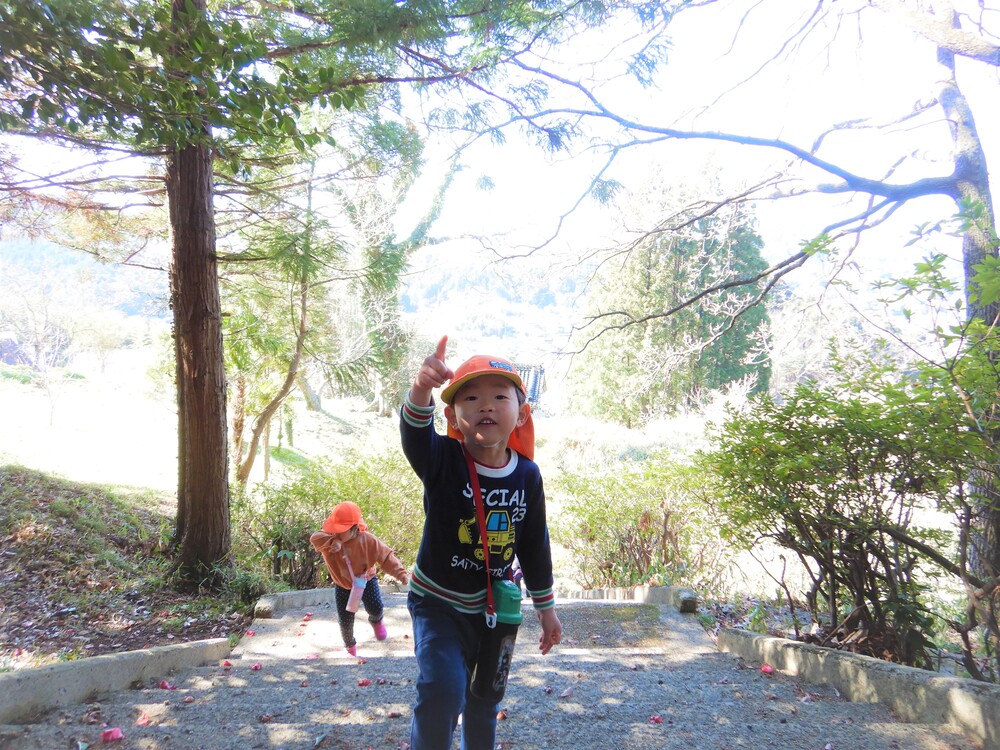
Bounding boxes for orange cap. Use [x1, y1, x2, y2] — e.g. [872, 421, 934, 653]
[442, 355, 535, 461]
[321, 501, 368, 534]
[441, 355, 525, 404]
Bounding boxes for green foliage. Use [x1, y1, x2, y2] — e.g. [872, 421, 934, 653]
[569, 200, 771, 425]
[551, 454, 724, 591]
[231, 451, 422, 589]
[698, 344, 985, 667]
[0, 364, 33, 384]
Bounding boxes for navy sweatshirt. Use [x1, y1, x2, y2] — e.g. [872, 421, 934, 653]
[400, 395, 555, 613]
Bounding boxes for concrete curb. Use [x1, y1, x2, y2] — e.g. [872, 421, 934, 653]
[0, 638, 231, 725]
[718, 628, 1000, 748]
[558, 584, 699, 613]
[253, 584, 699, 618]
[253, 582, 408, 618]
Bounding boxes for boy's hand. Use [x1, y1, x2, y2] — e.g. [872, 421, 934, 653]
[410, 335, 453, 405]
[537, 609, 562, 655]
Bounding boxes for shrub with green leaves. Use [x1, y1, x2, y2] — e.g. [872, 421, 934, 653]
[551, 456, 725, 591]
[231, 450, 423, 589]
[698, 349, 981, 668]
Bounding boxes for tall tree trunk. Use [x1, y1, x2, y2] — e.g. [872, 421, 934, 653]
[168, 138, 231, 574]
[939, 41, 1000, 581]
[166, 41, 231, 577]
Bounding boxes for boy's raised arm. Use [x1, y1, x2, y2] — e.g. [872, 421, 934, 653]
[409, 334, 453, 407]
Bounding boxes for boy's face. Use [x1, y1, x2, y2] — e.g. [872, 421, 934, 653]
[445, 374, 528, 460]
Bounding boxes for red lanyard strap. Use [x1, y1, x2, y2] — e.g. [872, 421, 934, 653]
[464, 447, 497, 627]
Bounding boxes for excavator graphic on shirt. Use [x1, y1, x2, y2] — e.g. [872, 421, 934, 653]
[458, 512, 514, 561]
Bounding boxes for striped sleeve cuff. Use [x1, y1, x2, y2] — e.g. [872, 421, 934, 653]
[527, 585, 555, 610]
[402, 393, 436, 429]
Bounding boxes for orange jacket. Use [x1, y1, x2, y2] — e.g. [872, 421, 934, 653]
[310, 530, 409, 590]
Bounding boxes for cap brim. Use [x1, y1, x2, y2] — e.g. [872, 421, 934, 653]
[441, 371, 524, 404]
[322, 518, 354, 534]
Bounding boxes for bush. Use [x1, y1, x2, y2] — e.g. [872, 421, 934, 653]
[0, 364, 34, 384]
[232, 450, 423, 589]
[697, 356, 976, 668]
[550, 454, 726, 591]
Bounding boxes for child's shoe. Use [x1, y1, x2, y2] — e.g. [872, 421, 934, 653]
[346, 644, 357, 657]
[372, 620, 388, 641]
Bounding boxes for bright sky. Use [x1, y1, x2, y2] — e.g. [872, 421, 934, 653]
[398, 0, 996, 364]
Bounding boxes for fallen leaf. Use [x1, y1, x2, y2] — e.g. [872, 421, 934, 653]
[559, 687, 573, 698]
[135, 712, 153, 727]
[183, 696, 194, 704]
[259, 713, 272, 723]
[358, 679, 372, 687]
[250, 662, 262, 671]
[649, 715, 663, 724]
[222, 660, 232, 668]
[760, 664, 774, 675]
[246, 630, 255, 636]
[99, 727, 124, 742]
[497, 708, 510, 721]
[159, 680, 176, 690]
[388, 711, 402, 718]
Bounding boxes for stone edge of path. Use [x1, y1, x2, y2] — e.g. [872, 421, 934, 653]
[717, 627, 1000, 748]
[4, 582, 998, 749]
[0, 638, 232, 725]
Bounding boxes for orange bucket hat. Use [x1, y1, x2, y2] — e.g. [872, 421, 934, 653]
[321, 501, 368, 534]
[441, 355, 535, 461]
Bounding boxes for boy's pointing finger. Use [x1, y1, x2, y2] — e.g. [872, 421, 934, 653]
[434, 335, 448, 362]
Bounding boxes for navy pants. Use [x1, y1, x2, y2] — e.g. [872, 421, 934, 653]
[407, 592, 499, 750]
[334, 578, 384, 648]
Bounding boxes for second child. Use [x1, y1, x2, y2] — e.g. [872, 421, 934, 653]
[310, 501, 409, 656]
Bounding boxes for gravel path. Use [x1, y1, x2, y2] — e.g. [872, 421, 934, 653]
[3, 593, 980, 750]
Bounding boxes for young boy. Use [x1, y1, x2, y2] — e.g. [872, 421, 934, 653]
[400, 335, 562, 750]
[310, 501, 409, 657]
